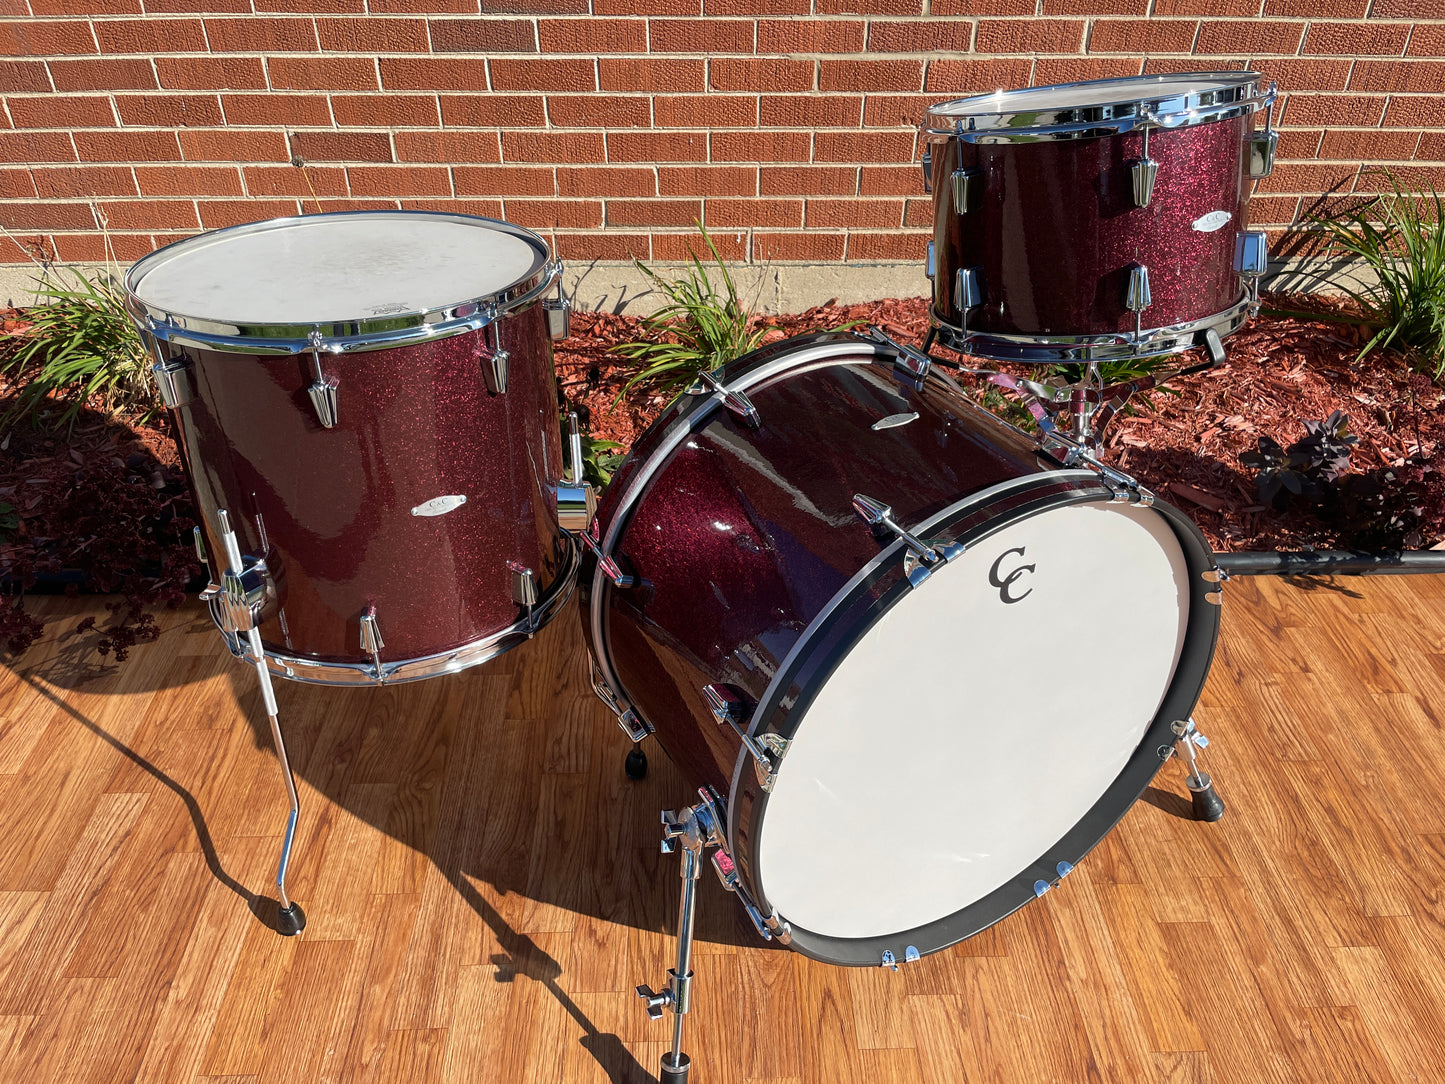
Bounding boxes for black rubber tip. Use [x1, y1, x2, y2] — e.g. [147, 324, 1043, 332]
[1190, 777, 1226, 823]
[624, 746, 648, 780]
[277, 902, 307, 936]
[660, 1052, 690, 1084]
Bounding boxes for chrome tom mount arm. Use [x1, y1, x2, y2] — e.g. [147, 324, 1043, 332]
[879, 320, 1229, 452]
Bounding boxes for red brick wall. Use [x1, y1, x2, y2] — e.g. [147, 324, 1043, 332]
[1, 1, 1442, 269]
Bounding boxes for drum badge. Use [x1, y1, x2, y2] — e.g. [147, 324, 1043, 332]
[988, 547, 1035, 604]
[1191, 210, 1232, 233]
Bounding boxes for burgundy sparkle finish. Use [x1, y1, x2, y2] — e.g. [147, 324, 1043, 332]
[582, 335, 1051, 795]
[930, 114, 1251, 337]
[171, 299, 565, 665]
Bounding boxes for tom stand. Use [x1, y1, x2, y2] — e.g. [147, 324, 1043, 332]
[905, 322, 1231, 452]
[636, 801, 716, 1084]
[635, 786, 791, 1082]
[212, 508, 307, 935]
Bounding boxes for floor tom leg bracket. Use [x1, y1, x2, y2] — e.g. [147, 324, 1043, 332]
[557, 412, 597, 532]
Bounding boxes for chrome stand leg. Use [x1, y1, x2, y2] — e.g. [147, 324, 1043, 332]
[637, 804, 715, 1084]
[1171, 718, 1225, 823]
[256, 648, 305, 935]
[663, 835, 699, 1084]
[216, 509, 306, 935]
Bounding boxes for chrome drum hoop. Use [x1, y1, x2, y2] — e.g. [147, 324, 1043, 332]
[921, 72, 1274, 144]
[219, 533, 579, 686]
[929, 296, 1253, 364]
[125, 210, 561, 356]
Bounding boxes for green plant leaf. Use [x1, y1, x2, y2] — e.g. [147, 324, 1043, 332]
[608, 221, 769, 405]
[2, 266, 157, 431]
[1307, 169, 1445, 380]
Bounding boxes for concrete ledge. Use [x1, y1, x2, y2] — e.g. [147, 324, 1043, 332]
[0, 259, 933, 316]
[562, 260, 931, 315]
[0, 257, 1367, 319]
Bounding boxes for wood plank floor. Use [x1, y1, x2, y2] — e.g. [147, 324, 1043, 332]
[1, 572, 1443, 1083]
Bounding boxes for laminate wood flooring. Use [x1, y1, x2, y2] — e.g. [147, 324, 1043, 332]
[0, 572, 1442, 1083]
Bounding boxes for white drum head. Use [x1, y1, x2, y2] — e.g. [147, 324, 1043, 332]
[929, 72, 1252, 118]
[128, 212, 548, 325]
[756, 501, 1190, 940]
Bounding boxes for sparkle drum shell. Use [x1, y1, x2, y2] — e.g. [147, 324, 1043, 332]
[126, 211, 575, 685]
[583, 333, 1222, 966]
[922, 72, 1275, 362]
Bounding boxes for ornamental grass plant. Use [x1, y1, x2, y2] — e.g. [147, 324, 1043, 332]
[2, 266, 156, 431]
[1308, 170, 1445, 380]
[611, 224, 765, 404]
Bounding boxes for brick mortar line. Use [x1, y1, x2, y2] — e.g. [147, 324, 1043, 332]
[9, 165, 1431, 186]
[16, 122, 1439, 135]
[23, 56, 1445, 77]
[7, 125, 1435, 138]
[10, 164, 1426, 185]
[3, 87, 1438, 96]
[13, 12, 1445, 20]
[16, 181, 1404, 197]
[8, 34, 1442, 44]
[9, 112, 1442, 126]
[23, 32, 1445, 44]
[25, 47, 1395, 55]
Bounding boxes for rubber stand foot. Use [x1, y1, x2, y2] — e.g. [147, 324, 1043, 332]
[277, 902, 306, 936]
[1189, 775, 1226, 823]
[624, 746, 648, 780]
[660, 1052, 690, 1084]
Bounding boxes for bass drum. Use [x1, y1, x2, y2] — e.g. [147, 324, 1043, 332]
[583, 332, 1220, 966]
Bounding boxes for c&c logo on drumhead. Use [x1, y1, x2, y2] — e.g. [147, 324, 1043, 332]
[988, 547, 1036, 604]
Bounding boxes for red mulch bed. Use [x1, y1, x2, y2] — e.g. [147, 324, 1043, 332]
[0, 307, 199, 656]
[555, 292, 1445, 553]
[0, 290, 1441, 660]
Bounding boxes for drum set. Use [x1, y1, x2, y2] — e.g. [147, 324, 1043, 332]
[122, 72, 1276, 1083]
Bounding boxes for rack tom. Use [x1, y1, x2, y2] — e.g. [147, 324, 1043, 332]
[921, 72, 1277, 363]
